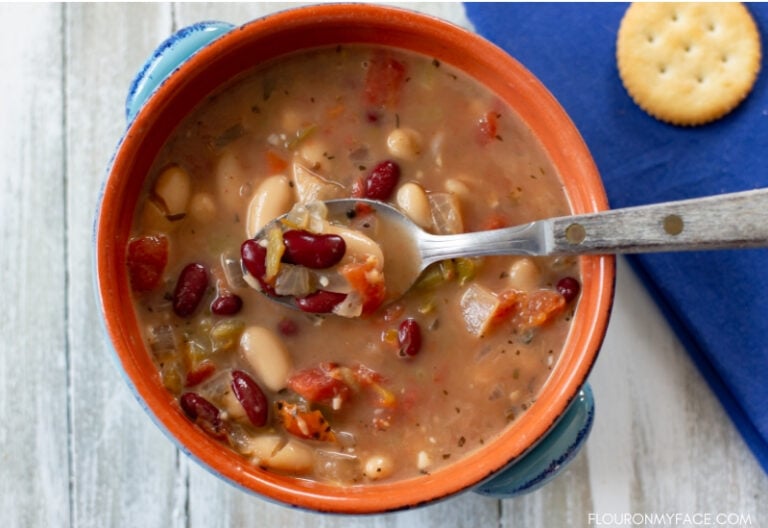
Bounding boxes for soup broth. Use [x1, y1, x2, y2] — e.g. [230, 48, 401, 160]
[127, 45, 580, 485]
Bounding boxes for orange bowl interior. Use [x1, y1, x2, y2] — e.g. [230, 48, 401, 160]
[95, 4, 615, 514]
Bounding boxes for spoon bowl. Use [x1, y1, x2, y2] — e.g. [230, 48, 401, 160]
[251, 188, 768, 312]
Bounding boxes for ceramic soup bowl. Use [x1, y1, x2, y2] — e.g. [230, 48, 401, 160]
[94, 4, 614, 513]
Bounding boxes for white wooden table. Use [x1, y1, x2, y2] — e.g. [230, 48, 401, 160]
[2, 3, 766, 527]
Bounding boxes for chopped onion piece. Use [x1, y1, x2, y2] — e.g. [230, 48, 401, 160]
[292, 163, 343, 204]
[195, 368, 235, 404]
[314, 450, 363, 484]
[281, 200, 329, 234]
[147, 324, 175, 355]
[274, 264, 315, 297]
[306, 200, 329, 230]
[428, 192, 463, 234]
[282, 203, 310, 230]
[315, 271, 353, 294]
[459, 283, 500, 337]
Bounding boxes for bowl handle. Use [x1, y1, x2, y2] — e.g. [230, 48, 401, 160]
[473, 382, 595, 497]
[125, 21, 234, 123]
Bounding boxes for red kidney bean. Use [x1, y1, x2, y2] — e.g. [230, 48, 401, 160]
[398, 318, 422, 357]
[211, 292, 243, 315]
[180, 392, 226, 440]
[295, 290, 347, 313]
[282, 229, 346, 269]
[556, 276, 581, 303]
[240, 239, 275, 294]
[363, 160, 400, 200]
[231, 370, 269, 428]
[173, 263, 209, 317]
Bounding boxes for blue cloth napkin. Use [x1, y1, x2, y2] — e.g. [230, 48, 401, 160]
[465, 2, 768, 474]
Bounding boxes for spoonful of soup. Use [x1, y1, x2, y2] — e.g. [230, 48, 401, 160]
[242, 188, 768, 316]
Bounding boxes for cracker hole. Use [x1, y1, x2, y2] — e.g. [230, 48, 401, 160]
[658, 64, 668, 74]
[684, 44, 692, 53]
[671, 12, 679, 22]
[646, 34, 655, 43]
[721, 54, 729, 63]
[707, 22, 717, 32]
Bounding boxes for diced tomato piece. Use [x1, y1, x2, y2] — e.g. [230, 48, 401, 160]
[516, 290, 566, 329]
[287, 363, 351, 404]
[364, 51, 406, 109]
[276, 401, 336, 442]
[477, 111, 499, 145]
[184, 360, 216, 387]
[265, 150, 288, 174]
[492, 290, 525, 326]
[340, 258, 387, 315]
[126, 234, 168, 292]
[495, 289, 566, 330]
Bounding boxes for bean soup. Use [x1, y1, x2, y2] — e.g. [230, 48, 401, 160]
[126, 45, 581, 485]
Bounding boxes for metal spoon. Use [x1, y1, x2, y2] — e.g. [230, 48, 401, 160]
[255, 188, 768, 307]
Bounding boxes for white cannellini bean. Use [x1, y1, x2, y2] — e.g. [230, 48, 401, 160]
[396, 181, 432, 229]
[239, 326, 293, 391]
[153, 165, 191, 217]
[506, 258, 541, 292]
[386, 127, 423, 160]
[262, 439, 314, 474]
[325, 224, 384, 267]
[245, 175, 294, 238]
[364, 454, 394, 480]
[241, 434, 283, 458]
[188, 192, 216, 224]
[244, 434, 314, 474]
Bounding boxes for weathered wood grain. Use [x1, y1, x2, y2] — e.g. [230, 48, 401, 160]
[0, 4, 69, 528]
[64, 4, 182, 528]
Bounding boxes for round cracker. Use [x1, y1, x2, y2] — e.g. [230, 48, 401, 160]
[616, 2, 762, 126]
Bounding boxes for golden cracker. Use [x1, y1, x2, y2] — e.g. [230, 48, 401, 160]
[616, 2, 762, 126]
